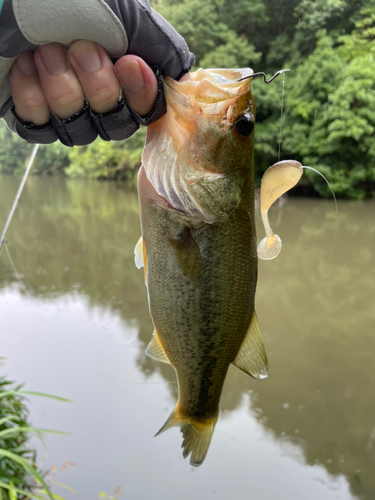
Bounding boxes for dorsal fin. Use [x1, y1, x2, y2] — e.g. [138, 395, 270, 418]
[232, 311, 269, 379]
[146, 332, 171, 365]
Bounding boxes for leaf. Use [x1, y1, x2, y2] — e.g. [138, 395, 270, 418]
[50, 480, 77, 493]
[0, 390, 18, 399]
[0, 416, 19, 426]
[9, 483, 17, 500]
[0, 480, 45, 500]
[37, 489, 66, 500]
[0, 427, 69, 439]
[20, 391, 73, 403]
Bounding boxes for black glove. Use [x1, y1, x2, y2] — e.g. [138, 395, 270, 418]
[0, 0, 194, 146]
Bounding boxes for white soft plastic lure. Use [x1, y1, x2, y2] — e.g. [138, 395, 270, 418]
[258, 160, 303, 260]
[258, 160, 336, 260]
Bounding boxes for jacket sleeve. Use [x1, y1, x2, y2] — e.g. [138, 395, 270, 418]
[0, 0, 194, 138]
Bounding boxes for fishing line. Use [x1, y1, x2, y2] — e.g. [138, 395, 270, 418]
[302, 166, 339, 257]
[3, 241, 29, 296]
[0, 143, 39, 254]
[278, 72, 286, 162]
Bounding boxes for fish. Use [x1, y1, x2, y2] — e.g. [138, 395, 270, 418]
[134, 68, 268, 467]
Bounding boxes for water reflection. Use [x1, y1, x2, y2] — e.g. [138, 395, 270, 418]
[1, 175, 374, 499]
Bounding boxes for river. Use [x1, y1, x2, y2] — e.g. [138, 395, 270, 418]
[1, 174, 374, 500]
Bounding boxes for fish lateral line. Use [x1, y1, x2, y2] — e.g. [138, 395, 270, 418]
[257, 160, 338, 260]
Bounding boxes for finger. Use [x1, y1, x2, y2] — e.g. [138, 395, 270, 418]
[10, 51, 50, 125]
[34, 43, 85, 119]
[115, 55, 158, 117]
[68, 40, 121, 115]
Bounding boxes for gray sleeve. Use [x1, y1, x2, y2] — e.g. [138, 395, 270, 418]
[0, 0, 129, 132]
[0, 0, 194, 137]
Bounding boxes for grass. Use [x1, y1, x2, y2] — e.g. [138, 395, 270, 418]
[0, 366, 71, 500]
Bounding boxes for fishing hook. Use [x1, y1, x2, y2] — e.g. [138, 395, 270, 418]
[237, 69, 290, 83]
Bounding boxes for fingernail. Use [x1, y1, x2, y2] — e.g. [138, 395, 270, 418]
[39, 43, 67, 75]
[16, 52, 37, 76]
[117, 60, 144, 93]
[70, 41, 102, 73]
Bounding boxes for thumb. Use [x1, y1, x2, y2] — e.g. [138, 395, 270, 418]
[115, 55, 158, 117]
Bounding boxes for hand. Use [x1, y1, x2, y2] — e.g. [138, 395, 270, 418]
[0, 0, 194, 145]
[10, 40, 159, 126]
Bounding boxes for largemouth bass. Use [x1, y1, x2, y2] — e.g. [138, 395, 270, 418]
[135, 68, 268, 467]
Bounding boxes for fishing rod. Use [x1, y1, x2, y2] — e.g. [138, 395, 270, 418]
[0, 143, 40, 254]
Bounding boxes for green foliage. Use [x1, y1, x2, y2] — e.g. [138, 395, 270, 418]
[0, 125, 69, 176]
[0, 123, 144, 181]
[338, 0, 375, 60]
[2, 0, 375, 198]
[220, 0, 268, 38]
[200, 31, 261, 69]
[0, 125, 30, 175]
[283, 32, 375, 198]
[65, 128, 145, 181]
[33, 143, 69, 176]
[155, 0, 261, 67]
[0, 376, 36, 499]
[0, 372, 70, 500]
[293, 0, 356, 54]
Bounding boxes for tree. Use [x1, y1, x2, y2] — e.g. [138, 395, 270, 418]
[283, 34, 375, 198]
[154, 0, 261, 68]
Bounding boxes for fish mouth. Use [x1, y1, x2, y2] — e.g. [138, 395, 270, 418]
[164, 67, 255, 111]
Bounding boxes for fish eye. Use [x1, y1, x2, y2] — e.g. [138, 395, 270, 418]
[235, 115, 254, 137]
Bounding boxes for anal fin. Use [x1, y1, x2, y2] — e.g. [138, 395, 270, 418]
[232, 311, 269, 379]
[146, 331, 171, 365]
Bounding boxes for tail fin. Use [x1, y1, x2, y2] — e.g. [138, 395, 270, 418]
[155, 408, 218, 467]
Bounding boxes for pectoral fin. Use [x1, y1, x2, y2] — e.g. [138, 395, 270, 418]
[134, 237, 144, 269]
[169, 228, 203, 286]
[146, 331, 171, 365]
[134, 236, 148, 284]
[232, 311, 269, 379]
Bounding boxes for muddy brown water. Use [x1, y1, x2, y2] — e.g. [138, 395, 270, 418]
[1, 174, 374, 500]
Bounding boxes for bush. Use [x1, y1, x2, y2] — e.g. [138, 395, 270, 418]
[0, 369, 69, 500]
[0, 376, 37, 499]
